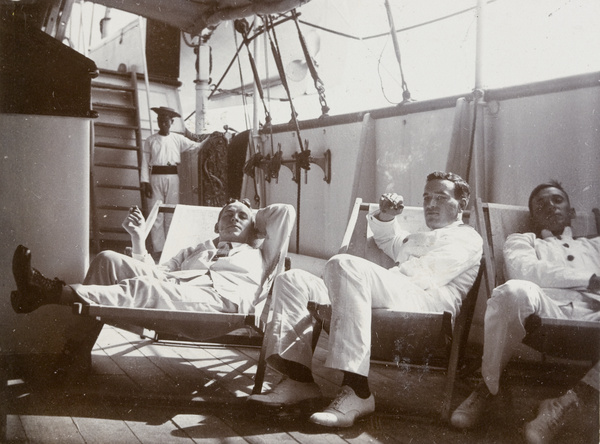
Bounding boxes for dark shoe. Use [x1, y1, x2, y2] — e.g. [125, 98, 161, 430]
[11, 245, 64, 314]
[450, 382, 493, 429]
[524, 390, 580, 444]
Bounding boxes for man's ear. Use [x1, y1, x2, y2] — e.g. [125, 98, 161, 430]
[214, 223, 219, 234]
[459, 197, 469, 211]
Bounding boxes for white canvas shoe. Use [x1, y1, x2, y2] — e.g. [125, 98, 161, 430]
[309, 386, 375, 427]
[450, 383, 493, 429]
[247, 377, 322, 407]
[524, 390, 580, 444]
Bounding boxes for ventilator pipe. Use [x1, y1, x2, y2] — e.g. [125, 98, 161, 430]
[474, 0, 487, 90]
[195, 43, 211, 133]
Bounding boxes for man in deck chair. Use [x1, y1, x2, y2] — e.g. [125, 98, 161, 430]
[10, 199, 295, 341]
[451, 181, 599, 444]
[249, 171, 483, 428]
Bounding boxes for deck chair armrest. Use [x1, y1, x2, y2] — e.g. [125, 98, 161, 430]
[524, 314, 600, 361]
[525, 314, 600, 333]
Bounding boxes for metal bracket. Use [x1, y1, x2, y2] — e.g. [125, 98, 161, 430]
[279, 140, 331, 184]
[311, 149, 331, 184]
[247, 141, 331, 184]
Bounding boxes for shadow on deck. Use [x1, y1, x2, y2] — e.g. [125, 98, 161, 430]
[3, 326, 598, 443]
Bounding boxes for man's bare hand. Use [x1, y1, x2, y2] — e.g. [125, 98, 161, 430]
[122, 206, 146, 239]
[588, 274, 600, 294]
[377, 193, 404, 221]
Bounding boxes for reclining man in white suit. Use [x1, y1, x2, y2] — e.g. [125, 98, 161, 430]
[451, 180, 599, 444]
[248, 171, 483, 428]
[11, 198, 295, 349]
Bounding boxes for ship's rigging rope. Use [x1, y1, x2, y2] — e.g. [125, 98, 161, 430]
[234, 18, 272, 132]
[262, 14, 311, 253]
[291, 9, 329, 118]
[210, 12, 333, 252]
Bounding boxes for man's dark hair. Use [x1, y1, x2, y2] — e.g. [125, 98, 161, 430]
[528, 180, 570, 213]
[217, 198, 252, 221]
[426, 171, 470, 201]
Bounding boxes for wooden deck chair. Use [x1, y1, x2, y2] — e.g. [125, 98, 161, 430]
[74, 202, 292, 393]
[474, 198, 600, 363]
[308, 198, 484, 421]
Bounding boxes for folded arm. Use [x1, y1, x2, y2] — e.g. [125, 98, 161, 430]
[397, 226, 483, 291]
[255, 203, 296, 280]
[368, 212, 411, 260]
[504, 232, 593, 289]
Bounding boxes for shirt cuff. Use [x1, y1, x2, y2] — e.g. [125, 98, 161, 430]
[367, 210, 395, 224]
[132, 251, 149, 262]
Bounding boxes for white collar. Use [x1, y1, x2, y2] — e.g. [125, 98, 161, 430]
[434, 220, 464, 231]
[540, 226, 573, 240]
[216, 241, 245, 249]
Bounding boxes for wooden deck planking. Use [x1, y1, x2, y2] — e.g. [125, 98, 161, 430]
[70, 403, 145, 444]
[6, 414, 27, 442]
[163, 343, 262, 398]
[5, 325, 599, 443]
[18, 414, 86, 443]
[167, 413, 250, 444]
[215, 412, 312, 444]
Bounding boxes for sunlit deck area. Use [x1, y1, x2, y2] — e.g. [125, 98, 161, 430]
[3, 324, 598, 443]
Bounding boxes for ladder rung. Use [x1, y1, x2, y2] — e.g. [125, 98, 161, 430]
[92, 81, 135, 92]
[98, 226, 128, 234]
[95, 122, 139, 131]
[91, 70, 146, 241]
[93, 102, 136, 111]
[95, 141, 138, 151]
[94, 162, 140, 170]
[97, 68, 134, 78]
[97, 205, 133, 212]
[96, 184, 141, 191]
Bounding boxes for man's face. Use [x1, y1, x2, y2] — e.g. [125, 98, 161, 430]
[422, 179, 465, 229]
[157, 115, 173, 134]
[215, 202, 253, 243]
[530, 187, 574, 234]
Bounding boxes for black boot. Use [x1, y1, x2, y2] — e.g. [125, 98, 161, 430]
[11, 245, 64, 314]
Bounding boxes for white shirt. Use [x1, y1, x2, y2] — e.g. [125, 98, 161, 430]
[140, 132, 202, 183]
[367, 212, 483, 310]
[134, 204, 296, 313]
[504, 227, 600, 303]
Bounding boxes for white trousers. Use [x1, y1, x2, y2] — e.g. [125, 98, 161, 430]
[482, 279, 600, 395]
[148, 174, 180, 252]
[71, 251, 236, 313]
[265, 254, 444, 377]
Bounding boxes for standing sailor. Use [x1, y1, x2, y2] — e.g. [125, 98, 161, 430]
[140, 106, 204, 257]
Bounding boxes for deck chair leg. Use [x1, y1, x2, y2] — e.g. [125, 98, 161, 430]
[440, 336, 462, 421]
[252, 336, 269, 395]
[312, 322, 323, 352]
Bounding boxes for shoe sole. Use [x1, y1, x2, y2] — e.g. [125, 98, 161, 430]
[309, 409, 375, 428]
[247, 395, 323, 410]
[12, 245, 31, 294]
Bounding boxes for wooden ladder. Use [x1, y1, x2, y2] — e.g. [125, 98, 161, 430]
[90, 69, 146, 253]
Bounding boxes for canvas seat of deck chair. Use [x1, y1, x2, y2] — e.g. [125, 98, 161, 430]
[474, 198, 600, 363]
[73, 202, 292, 392]
[307, 198, 484, 421]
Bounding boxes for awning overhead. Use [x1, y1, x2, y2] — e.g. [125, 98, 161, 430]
[89, 0, 313, 34]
